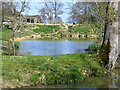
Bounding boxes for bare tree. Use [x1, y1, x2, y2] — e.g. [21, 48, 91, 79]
[38, 2, 53, 23]
[38, 1, 64, 23]
[2, 1, 29, 55]
[38, 8, 47, 23]
[68, 2, 96, 24]
[51, 0, 64, 23]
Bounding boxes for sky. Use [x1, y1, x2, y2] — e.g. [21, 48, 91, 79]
[22, 2, 72, 23]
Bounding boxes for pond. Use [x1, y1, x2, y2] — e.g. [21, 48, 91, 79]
[17, 40, 94, 55]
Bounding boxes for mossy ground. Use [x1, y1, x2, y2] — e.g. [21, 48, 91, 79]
[2, 54, 105, 88]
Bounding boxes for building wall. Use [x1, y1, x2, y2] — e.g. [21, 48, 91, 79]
[25, 16, 41, 23]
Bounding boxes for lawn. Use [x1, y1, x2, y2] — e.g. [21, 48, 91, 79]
[2, 54, 105, 88]
[33, 25, 60, 34]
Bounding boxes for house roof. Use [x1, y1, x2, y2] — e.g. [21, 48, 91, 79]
[24, 15, 40, 18]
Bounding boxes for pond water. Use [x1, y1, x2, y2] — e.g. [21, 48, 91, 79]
[17, 40, 94, 55]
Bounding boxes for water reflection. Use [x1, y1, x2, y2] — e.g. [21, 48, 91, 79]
[17, 40, 94, 55]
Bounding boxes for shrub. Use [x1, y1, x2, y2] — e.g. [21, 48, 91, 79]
[14, 41, 20, 49]
[87, 44, 101, 54]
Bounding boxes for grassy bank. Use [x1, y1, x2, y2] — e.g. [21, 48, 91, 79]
[2, 27, 13, 40]
[2, 24, 36, 40]
[2, 54, 105, 88]
[68, 24, 102, 35]
[2, 24, 102, 40]
[32, 24, 102, 37]
[33, 25, 60, 34]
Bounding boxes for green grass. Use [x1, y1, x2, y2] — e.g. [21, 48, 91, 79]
[2, 25, 36, 40]
[33, 25, 60, 34]
[2, 54, 105, 88]
[2, 27, 13, 40]
[68, 24, 102, 35]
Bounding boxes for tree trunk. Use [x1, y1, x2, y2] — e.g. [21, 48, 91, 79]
[54, 2, 57, 24]
[12, 31, 16, 56]
[99, 1, 119, 71]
